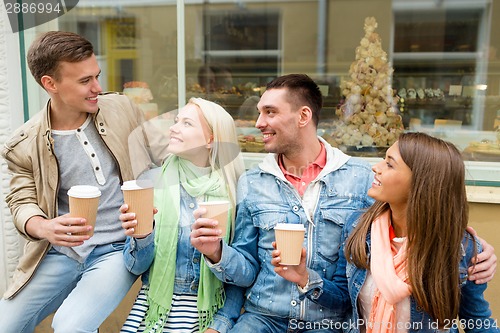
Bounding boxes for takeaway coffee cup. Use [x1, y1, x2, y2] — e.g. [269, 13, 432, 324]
[68, 185, 101, 236]
[274, 223, 306, 265]
[198, 201, 230, 239]
[121, 180, 155, 237]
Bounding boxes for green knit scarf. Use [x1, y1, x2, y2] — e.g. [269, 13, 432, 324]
[144, 155, 229, 332]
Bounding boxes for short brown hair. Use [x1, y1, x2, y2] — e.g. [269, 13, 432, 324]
[266, 74, 323, 126]
[27, 31, 94, 87]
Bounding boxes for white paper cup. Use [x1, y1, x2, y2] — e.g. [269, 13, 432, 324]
[198, 201, 230, 240]
[68, 185, 101, 236]
[274, 223, 305, 265]
[121, 180, 154, 237]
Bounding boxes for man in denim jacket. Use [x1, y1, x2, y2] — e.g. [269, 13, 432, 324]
[191, 74, 497, 333]
[190, 74, 372, 332]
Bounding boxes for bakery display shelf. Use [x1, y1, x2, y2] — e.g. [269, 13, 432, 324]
[403, 98, 472, 108]
[339, 145, 388, 158]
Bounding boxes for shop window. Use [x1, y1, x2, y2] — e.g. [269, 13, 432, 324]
[390, 2, 500, 182]
[105, 17, 138, 91]
[76, 21, 101, 55]
[18, 0, 500, 184]
[393, 8, 485, 130]
[203, 10, 280, 81]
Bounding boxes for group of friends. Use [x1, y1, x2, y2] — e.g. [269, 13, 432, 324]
[0, 31, 498, 333]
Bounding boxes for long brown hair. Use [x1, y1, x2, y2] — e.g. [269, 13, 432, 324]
[344, 132, 468, 324]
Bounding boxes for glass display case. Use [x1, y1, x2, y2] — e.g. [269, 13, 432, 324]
[18, 0, 500, 182]
[391, 1, 499, 165]
[392, 6, 486, 129]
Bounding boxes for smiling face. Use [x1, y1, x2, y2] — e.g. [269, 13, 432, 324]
[255, 88, 302, 155]
[47, 54, 102, 116]
[168, 103, 212, 166]
[369, 142, 412, 210]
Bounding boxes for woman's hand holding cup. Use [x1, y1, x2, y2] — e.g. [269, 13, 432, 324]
[119, 203, 157, 238]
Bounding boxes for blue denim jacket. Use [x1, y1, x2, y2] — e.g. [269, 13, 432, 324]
[123, 185, 203, 290]
[209, 139, 374, 330]
[312, 211, 500, 333]
[123, 186, 243, 332]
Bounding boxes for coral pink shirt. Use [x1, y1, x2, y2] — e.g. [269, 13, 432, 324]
[278, 142, 326, 196]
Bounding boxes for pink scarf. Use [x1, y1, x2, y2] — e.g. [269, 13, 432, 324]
[368, 211, 412, 333]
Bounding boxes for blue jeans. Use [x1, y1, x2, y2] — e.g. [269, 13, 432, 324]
[0, 243, 137, 333]
[230, 312, 341, 333]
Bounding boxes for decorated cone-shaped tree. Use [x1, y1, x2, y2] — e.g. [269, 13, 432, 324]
[331, 17, 403, 148]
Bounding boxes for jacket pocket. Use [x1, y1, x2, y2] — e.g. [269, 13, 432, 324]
[316, 209, 344, 264]
[250, 202, 297, 230]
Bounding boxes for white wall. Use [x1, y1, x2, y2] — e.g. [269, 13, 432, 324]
[0, 4, 26, 295]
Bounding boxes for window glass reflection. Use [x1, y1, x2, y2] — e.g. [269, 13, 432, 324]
[29, 0, 500, 181]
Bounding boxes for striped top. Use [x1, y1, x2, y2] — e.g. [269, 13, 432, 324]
[121, 285, 202, 333]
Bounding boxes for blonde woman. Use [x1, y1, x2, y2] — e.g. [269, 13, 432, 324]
[120, 98, 245, 333]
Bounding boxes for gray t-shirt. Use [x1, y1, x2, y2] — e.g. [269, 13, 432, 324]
[52, 116, 125, 262]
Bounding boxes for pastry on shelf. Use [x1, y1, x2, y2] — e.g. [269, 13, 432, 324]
[463, 139, 500, 161]
[234, 119, 257, 128]
[123, 81, 159, 120]
[433, 88, 444, 100]
[416, 88, 425, 100]
[397, 88, 406, 99]
[424, 88, 434, 98]
[406, 88, 416, 100]
[237, 134, 248, 152]
[333, 16, 404, 148]
[123, 81, 153, 103]
[244, 135, 265, 153]
[464, 140, 500, 154]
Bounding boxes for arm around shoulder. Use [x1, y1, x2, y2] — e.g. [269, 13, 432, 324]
[459, 235, 500, 333]
[466, 227, 497, 284]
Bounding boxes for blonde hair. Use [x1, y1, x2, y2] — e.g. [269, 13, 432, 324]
[189, 97, 245, 240]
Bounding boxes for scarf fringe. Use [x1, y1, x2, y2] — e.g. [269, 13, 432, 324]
[198, 285, 226, 332]
[146, 157, 229, 332]
[144, 290, 170, 333]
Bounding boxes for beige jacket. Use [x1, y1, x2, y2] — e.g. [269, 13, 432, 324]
[1, 93, 162, 299]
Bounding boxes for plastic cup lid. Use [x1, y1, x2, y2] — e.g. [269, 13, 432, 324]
[121, 179, 154, 190]
[198, 200, 230, 206]
[67, 185, 101, 198]
[274, 223, 305, 231]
